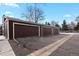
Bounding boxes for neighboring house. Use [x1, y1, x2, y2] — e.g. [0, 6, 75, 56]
[2, 16, 59, 40]
[67, 23, 76, 32]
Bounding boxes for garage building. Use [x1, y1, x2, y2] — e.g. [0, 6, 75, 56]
[2, 16, 59, 40]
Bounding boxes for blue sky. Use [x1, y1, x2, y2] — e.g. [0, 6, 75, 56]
[0, 3, 79, 25]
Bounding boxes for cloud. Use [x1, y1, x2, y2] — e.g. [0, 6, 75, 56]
[0, 3, 19, 8]
[5, 11, 12, 15]
[63, 14, 72, 18]
[8, 15, 15, 17]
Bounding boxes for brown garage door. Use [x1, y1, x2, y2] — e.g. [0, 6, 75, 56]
[41, 27, 52, 36]
[14, 24, 39, 38]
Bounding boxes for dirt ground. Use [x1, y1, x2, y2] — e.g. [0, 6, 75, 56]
[9, 34, 67, 56]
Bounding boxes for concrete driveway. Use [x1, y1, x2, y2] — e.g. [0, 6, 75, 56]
[0, 36, 15, 56]
[9, 34, 67, 56]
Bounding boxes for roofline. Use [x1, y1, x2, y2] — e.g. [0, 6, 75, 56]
[3, 16, 58, 28]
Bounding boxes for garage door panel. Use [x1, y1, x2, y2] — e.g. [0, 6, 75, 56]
[14, 24, 38, 38]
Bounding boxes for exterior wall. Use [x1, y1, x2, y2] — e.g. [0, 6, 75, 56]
[9, 20, 13, 39]
[3, 19, 8, 39]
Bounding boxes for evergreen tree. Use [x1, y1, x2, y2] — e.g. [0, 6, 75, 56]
[45, 22, 50, 25]
[62, 20, 68, 31]
[55, 23, 60, 27]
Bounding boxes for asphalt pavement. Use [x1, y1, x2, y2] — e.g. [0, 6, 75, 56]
[50, 33, 79, 56]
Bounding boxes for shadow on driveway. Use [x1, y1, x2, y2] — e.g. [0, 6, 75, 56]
[9, 34, 67, 56]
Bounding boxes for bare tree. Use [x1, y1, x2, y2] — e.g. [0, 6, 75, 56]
[23, 6, 34, 21]
[23, 4, 45, 23]
[34, 7, 44, 23]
